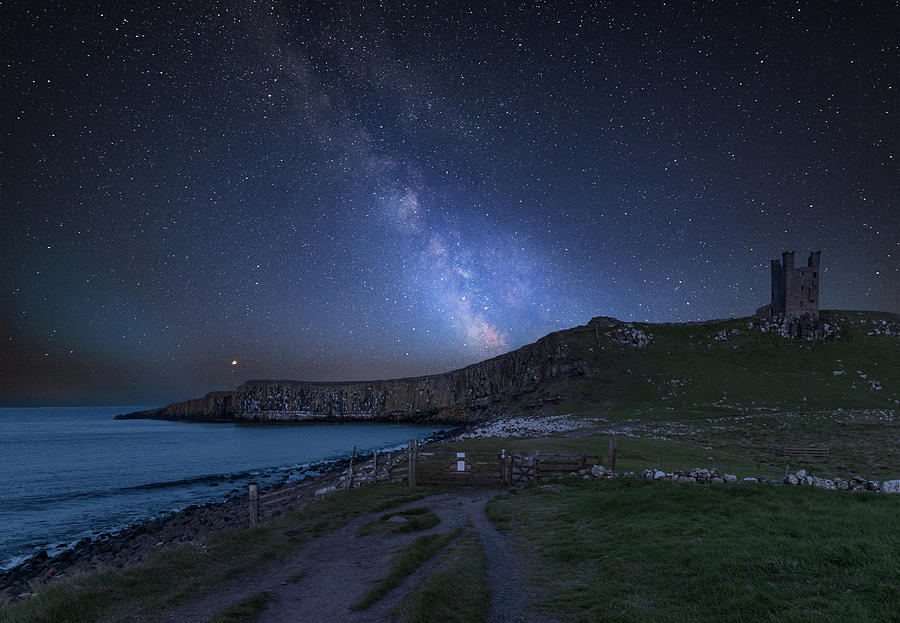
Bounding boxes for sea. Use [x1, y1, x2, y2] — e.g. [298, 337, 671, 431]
[0, 406, 448, 571]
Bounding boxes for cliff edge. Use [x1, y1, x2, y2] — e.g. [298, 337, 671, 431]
[116, 324, 591, 424]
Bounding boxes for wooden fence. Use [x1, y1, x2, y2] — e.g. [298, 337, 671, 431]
[412, 438, 617, 487]
[246, 437, 619, 524]
[770, 445, 829, 461]
[246, 448, 413, 525]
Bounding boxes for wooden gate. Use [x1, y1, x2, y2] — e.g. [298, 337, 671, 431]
[416, 451, 605, 486]
[507, 455, 537, 485]
[408, 439, 611, 487]
[417, 451, 504, 486]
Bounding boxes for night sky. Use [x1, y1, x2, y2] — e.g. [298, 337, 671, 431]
[2, 1, 897, 405]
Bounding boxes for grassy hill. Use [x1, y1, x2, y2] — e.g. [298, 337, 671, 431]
[515, 310, 899, 421]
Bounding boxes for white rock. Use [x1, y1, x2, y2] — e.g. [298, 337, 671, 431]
[386, 515, 408, 523]
[743, 477, 758, 483]
[796, 469, 807, 478]
[723, 474, 737, 483]
[315, 485, 337, 496]
[591, 465, 606, 477]
[785, 474, 799, 485]
[880, 480, 900, 494]
[653, 469, 666, 480]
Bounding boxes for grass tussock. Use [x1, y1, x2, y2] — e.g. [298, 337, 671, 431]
[359, 507, 441, 536]
[395, 528, 490, 623]
[351, 527, 463, 611]
[206, 591, 274, 623]
[487, 477, 900, 622]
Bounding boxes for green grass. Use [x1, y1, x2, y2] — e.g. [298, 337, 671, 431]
[516, 311, 900, 418]
[351, 528, 463, 611]
[395, 528, 490, 623]
[292, 485, 432, 536]
[0, 484, 430, 623]
[602, 409, 900, 479]
[487, 477, 900, 622]
[358, 506, 441, 536]
[0, 527, 300, 623]
[206, 591, 273, 623]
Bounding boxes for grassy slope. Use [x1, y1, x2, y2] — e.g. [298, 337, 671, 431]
[488, 477, 900, 623]
[521, 310, 899, 419]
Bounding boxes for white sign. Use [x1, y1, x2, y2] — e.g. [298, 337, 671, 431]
[457, 460, 466, 472]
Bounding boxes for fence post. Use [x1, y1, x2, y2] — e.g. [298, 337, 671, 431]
[248, 483, 259, 527]
[373, 451, 378, 482]
[387, 451, 393, 481]
[347, 445, 357, 490]
[408, 439, 418, 486]
[535, 451, 541, 480]
[500, 448, 507, 485]
[608, 436, 618, 472]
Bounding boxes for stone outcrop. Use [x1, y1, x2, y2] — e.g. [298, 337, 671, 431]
[117, 391, 236, 422]
[118, 329, 586, 424]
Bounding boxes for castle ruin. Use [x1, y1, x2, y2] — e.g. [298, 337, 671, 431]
[756, 250, 823, 337]
[763, 250, 820, 318]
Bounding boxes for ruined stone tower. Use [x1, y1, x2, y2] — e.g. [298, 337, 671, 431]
[761, 250, 820, 318]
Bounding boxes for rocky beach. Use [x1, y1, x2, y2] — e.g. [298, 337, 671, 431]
[0, 425, 457, 605]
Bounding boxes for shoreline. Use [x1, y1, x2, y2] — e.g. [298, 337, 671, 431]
[0, 427, 460, 601]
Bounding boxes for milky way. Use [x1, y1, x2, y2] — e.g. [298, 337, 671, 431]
[1, 2, 897, 404]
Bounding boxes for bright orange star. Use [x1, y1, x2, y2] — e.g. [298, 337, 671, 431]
[231, 360, 238, 366]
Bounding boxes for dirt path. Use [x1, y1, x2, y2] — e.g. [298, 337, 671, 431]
[151, 489, 549, 623]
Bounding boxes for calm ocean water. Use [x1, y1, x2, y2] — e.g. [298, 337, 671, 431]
[0, 407, 446, 570]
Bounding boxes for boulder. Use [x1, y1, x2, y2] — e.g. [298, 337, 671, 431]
[881, 480, 900, 494]
[784, 474, 799, 486]
[314, 485, 337, 496]
[386, 515, 408, 524]
[834, 478, 849, 490]
[723, 474, 737, 483]
[653, 469, 666, 480]
[591, 465, 606, 477]
[743, 477, 758, 483]
[796, 469, 807, 478]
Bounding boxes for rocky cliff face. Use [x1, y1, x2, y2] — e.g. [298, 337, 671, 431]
[117, 391, 236, 422]
[117, 328, 587, 424]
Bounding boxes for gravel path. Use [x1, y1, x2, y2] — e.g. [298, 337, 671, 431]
[150, 489, 553, 623]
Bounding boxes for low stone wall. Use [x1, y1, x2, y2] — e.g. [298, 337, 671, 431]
[632, 467, 900, 493]
[556, 464, 900, 494]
